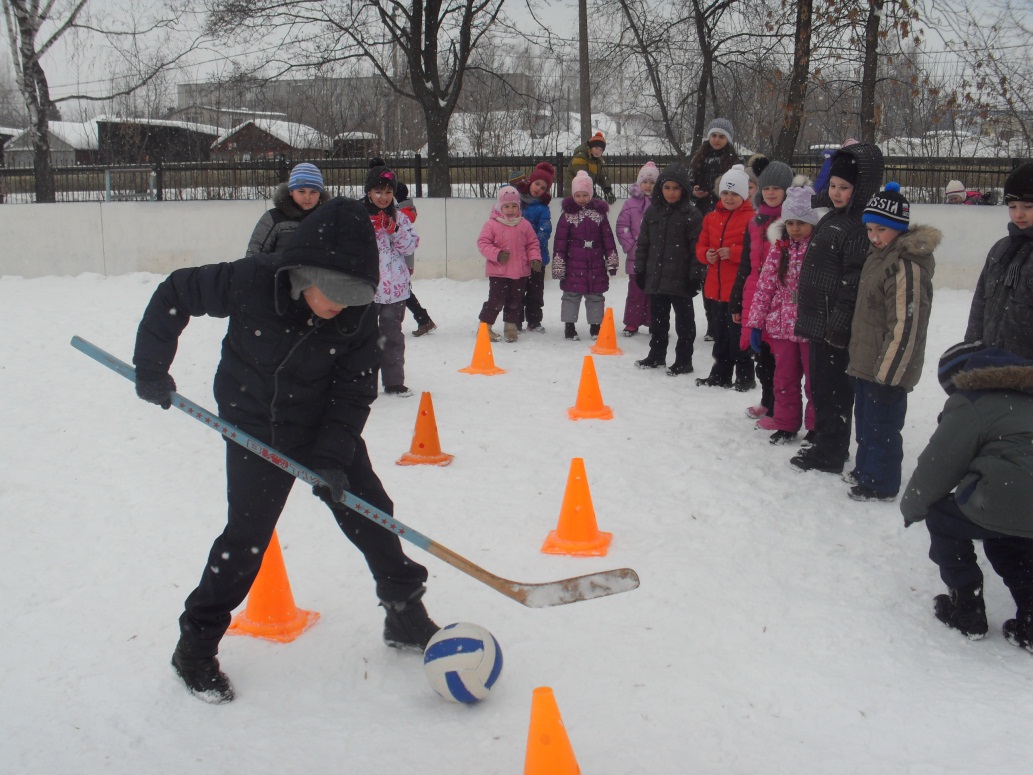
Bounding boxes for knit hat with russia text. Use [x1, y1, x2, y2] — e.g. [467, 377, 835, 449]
[863, 182, 910, 231]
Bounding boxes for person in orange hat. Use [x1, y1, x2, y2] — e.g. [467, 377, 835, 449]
[564, 131, 615, 203]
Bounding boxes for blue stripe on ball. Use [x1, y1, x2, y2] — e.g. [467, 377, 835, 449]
[444, 671, 481, 704]
[485, 635, 503, 689]
[425, 637, 485, 661]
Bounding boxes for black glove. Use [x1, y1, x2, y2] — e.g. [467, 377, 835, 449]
[313, 468, 350, 504]
[633, 272, 646, 290]
[135, 372, 176, 410]
[602, 186, 616, 205]
[825, 327, 849, 350]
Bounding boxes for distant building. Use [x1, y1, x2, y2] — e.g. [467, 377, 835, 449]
[96, 117, 221, 163]
[3, 121, 99, 167]
[332, 131, 379, 158]
[211, 119, 333, 160]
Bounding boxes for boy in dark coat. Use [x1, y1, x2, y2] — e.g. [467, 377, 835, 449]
[790, 142, 884, 475]
[633, 163, 703, 374]
[901, 344, 1033, 651]
[964, 161, 1033, 359]
[133, 197, 439, 703]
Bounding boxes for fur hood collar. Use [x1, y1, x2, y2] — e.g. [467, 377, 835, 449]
[892, 224, 942, 258]
[562, 196, 609, 215]
[953, 351, 1033, 393]
[272, 182, 331, 219]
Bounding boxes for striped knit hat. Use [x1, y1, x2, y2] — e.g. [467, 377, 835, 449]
[938, 341, 984, 394]
[288, 163, 323, 192]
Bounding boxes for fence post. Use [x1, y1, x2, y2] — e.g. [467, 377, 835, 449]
[153, 160, 164, 202]
[278, 155, 290, 183]
[555, 151, 564, 197]
[414, 153, 423, 197]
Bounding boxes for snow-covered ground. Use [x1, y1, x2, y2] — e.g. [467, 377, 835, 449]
[3, 271, 1032, 773]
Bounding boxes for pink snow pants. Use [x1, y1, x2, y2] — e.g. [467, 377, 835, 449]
[768, 338, 814, 433]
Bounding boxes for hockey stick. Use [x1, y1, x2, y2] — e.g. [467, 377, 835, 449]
[71, 336, 640, 608]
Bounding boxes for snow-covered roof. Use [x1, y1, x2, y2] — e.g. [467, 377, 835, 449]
[6, 120, 101, 151]
[215, 119, 332, 150]
[334, 131, 378, 141]
[98, 116, 221, 136]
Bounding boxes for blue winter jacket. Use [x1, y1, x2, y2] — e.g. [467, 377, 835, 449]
[521, 194, 553, 266]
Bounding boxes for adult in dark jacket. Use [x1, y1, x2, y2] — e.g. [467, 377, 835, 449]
[133, 197, 439, 704]
[900, 344, 1033, 650]
[790, 142, 884, 474]
[633, 163, 703, 373]
[964, 161, 1033, 359]
[246, 162, 330, 255]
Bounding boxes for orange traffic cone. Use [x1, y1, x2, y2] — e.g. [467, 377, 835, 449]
[227, 531, 319, 642]
[568, 355, 613, 420]
[542, 458, 612, 556]
[590, 308, 623, 356]
[459, 322, 506, 375]
[524, 686, 581, 775]
[397, 391, 454, 466]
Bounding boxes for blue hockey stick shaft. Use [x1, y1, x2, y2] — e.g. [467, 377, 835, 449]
[70, 336, 639, 607]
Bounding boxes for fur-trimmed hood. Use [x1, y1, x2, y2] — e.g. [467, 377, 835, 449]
[272, 182, 331, 219]
[954, 359, 1033, 393]
[893, 224, 942, 259]
[562, 196, 609, 215]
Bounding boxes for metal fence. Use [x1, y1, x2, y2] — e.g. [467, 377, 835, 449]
[0, 153, 1024, 204]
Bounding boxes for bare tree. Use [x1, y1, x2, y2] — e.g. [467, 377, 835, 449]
[926, 0, 1033, 153]
[206, 0, 507, 196]
[1, 0, 203, 201]
[772, 0, 814, 161]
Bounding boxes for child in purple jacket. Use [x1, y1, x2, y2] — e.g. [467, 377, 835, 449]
[552, 170, 619, 341]
[616, 161, 658, 336]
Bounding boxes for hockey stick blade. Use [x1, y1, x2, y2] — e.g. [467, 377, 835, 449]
[71, 336, 640, 608]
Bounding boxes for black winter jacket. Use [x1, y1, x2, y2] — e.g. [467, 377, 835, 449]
[965, 222, 1033, 359]
[634, 164, 704, 298]
[794, 143, 884, 345]
[135, 235, 381, 470]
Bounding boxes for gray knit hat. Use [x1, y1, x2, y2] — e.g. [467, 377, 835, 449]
[705, 118, 734, 145]
[289, 266, 375, 307]
[758, 161, 794, 193]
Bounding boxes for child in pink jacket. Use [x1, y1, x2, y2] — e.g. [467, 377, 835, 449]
[477, 185, 543, 343]
[746, 184, 820, 444]
[616, 161, 658, 336]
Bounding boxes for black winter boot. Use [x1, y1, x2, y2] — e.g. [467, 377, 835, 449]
[933, 581, 988, 640]
[636, 353, 666, 369]
[1003, 591, 1033, 653]
[171, 638, 235, 704]
[565, 323, 580, 341]
[589, 323, 601, 339]
[666, 360, 694, 376]
[382, 587, 440, 652]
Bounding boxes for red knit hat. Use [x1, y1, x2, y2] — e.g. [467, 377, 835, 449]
[587, 131, 606, 149]
[527, 161, 555, 189]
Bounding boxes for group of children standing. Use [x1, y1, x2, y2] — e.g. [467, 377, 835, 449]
[247, 159, 437, 399]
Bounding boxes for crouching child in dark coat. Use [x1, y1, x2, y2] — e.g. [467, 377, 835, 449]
[900, 343, 1033, 651]
[133, 197, 439, 703]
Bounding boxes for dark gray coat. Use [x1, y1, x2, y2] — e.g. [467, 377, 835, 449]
[901, 352, 1033, 537]
[246, 183, 330, 256]
[633, 164, 703, 298]
[964, 222, 1033, 358]
[794, 143, 884, 346]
